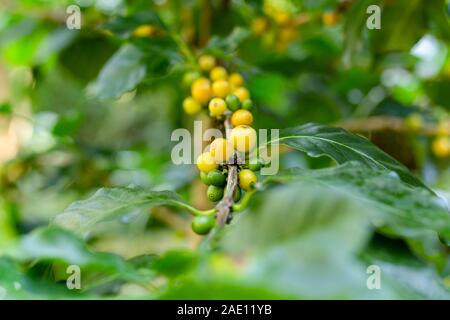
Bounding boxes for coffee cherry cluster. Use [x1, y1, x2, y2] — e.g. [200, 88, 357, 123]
[251, 3, 298, 52]
[182, 54, 266, 235]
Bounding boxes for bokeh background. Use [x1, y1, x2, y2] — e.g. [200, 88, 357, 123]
[0, 0, 450, 299]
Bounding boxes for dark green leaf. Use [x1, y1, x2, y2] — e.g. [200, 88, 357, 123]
[206, 27, 250, 58]
[268, 123, 427, 188]
[53, 187, 191, 235]
[264, 162, 450, 242]
[91, 44, 146, 100]
[6, 227, 153, 283]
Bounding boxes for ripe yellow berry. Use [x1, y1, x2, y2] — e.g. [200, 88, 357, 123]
[212, 80, 231, 98]
[234, 87, 250, 102]
[210, 138, 234, 162]
[183, 97, 202, 115]
[191, 78, 211, 104]
[198, 54, 216, 71]
[231, 109, 254, 127]
[239, 169, 257, 191]
[230, 125, 257, 153]
[273, 11, 291, 26]
[432, 136, 450, 158]
[197, 152, 219, 172]
[210, 66, 228, 81]
[251, 17, 269, 34]
[322, 11, 339, 26]
[228, 73, 244, 87]
[208, 98, 228, 117]
[133, 25, 157, 37]
[279, 26, 298, 42]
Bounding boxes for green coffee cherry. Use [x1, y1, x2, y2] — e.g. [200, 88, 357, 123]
[200, 171, 211, 185]
[233, 186, 242, 202]
[242, 99, 253, 110]
[183, 71, 202, 87]
[192, 215, 216, 235]
[207, 170, 226, 187]
[207, 185, 224, 202]
[225, 94, 241, 111]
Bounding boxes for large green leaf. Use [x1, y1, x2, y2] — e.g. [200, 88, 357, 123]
[223, 182, 380, 298]
[0, 257, 85, 299]
[222, 182, 449, 299]
[5, 227, 153, 283]
[91, 44, 146, 100]
[268, 123, 426, 188]
[264, 162, 450, 242]
[53, 187, 192, 236]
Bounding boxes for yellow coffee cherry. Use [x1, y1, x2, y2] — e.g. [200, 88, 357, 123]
[198, 54, 216, 71]
[210, 66, 228, 81]
[197, 152, 219, 172]
[231, 109, 254, 127]
[239, 169, 257, 191]
[273, 11, 291, 26]
[432, 136, 450, 158]
[183, 97, 202, 115]
[133, 25, 157, 37]
[212, 80, 231, 98]
[191, 78, 211, 104]
[322, 11, 339, 26]
[210, 138, 234, 162]
[228, 73, 244, 87]
[279, 26, 298, 42]
[230, 125, 257, 153]
[404, 113, 423, 132]
[251, 17, 269, 34]
[233, 87, 250, 102]
[208, 98, 228, 117]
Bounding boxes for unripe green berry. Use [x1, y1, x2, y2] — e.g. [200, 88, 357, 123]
[207, 185, 224, 202]
[242, 99, 253, 110]
[200, 171, 211, 185]
[207, 170, 226, 187]
[225, 94, 241, 111]
[192, 215, 215, 235]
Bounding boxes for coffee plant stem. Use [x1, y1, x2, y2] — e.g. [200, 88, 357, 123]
[231, 189, 256, 212]
[177, 202, 216, 216]
[215, 116, 238, 226]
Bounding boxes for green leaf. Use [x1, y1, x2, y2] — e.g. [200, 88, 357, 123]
[223, 182, 378, 298]
[0, 102, 11, 114]
[206, 27, 250, 58]
[150, 250, 198, 278]
[361, 239, 450, 299]
[0, 257, 85, 299]
[53, 187, 192, 236]
[342, 0, 377, 67]
[264, 162, 450, 243]
[268, 123, 427, 188]
[5, 227, 152, 283]
[426, 0, 450, 42]
[91, 44, 146, 100]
